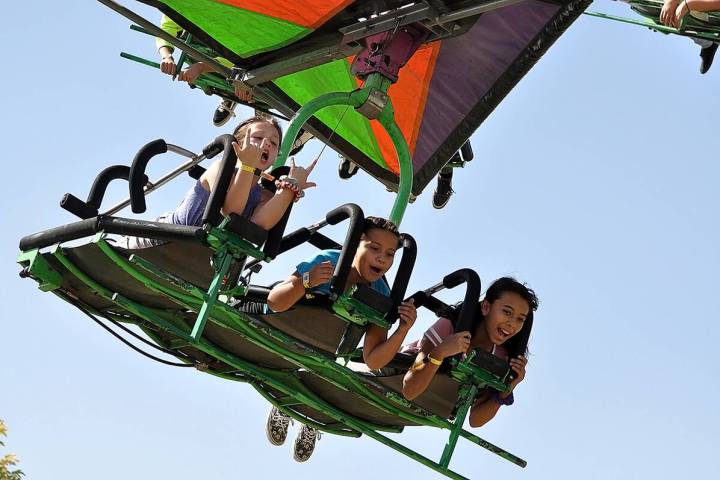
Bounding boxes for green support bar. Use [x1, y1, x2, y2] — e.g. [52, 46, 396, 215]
[274, 72, 413, 226]
[584, 11, 720, 42]
[34, 238, 526, 476]
[440, 384, 479, 468]
[191, 250, 233, 340]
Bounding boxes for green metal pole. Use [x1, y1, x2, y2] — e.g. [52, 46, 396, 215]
[191, 250, 233, 340]
[439, 384, 478, 468]
[583, 11, 720, 41]
[274, 91, 361, 167]
[380, 116, 413, 226]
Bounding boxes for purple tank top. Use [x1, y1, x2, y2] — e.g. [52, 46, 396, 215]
[171, 180, 263, 227]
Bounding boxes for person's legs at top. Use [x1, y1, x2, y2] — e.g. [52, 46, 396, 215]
[432, 165, 454, 209]
[692, 38, 718, 74]
[213, 99, 237, 127]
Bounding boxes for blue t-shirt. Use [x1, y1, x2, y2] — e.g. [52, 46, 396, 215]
[296, 249, 391, 297]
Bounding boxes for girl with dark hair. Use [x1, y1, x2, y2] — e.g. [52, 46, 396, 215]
[401, 277, 538, 428]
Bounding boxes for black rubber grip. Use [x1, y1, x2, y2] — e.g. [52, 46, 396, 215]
[386, 233, 417, 323]
[445, 269, 481, 333]
[326, 203, 363, 226]
[90, 165, 148, 211]
[327, 204, 365, 299]
[443, 268, 478, 289]
[129, 139, 168, 213]
[60, 193, 98, 220]
[308, 232, 342, 250]
[263, 201, 293, 258]
[225, 213, 268, 246]
[19, 216, 205, 251]
[202, 134, 236, 227]
[188, 165, 206, 180]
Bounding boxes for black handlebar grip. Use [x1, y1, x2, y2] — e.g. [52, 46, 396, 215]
[60, 193, 98, 220]
[386, 233, 417, 323]
[202, 134, 237, 227]
[447, 269, 481, 333]
[326, 203, 363, 226]
[188, 165, 206, 180]
[129, 139, 168, 213]
[328, 203, 365, 299]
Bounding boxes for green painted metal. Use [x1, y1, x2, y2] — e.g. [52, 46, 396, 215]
[28, 236, 526, 475]
[120, 52, 233, 95]
[376, 98, 413, 226]
[113, 239, 525, 466]
[192, 250, 232, 340]
[206, 223, 267, 261]
[331, 286, 391, 330]
[273, 60, 385, 164]
[274, 72, 413, 225]
[448, 357, 511, 393]
[274, 90, 360, 167]
[440, 384, 478, 468]
[17, 249, 63, 292]
[584, 10, 720, 41]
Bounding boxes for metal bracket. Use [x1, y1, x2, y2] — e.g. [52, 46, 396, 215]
[355, 89, 389, 120]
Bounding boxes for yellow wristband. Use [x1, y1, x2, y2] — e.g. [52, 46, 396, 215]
[427, 354, 443, 366]
[239, 164, 261, 176]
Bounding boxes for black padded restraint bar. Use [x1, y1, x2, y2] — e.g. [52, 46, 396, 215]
[201, 134, 237, 227]
[327, 203, 364, 299]
[19, 216, 205, 251]
[385, 233, 417, 323]
[129, 139, 168, 213]
[445, 269, 481, 333]
[61, 165, 148, 220]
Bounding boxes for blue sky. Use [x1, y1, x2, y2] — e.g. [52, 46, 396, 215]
[2, 1, 719, 479]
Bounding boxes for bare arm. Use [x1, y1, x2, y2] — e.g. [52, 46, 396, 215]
[267, 261, 334, 312]
[199, 159, 256, 217]
[402, 340, 443, 400]
[250, 189, 295, 230]
[468, 394, 502, 428]
[363, 300, 416, 370]
[402, 331, 471, 400]
[469, 355, 528, 427]
[252, 157, 317, 230]
[266, 273, 305, 313]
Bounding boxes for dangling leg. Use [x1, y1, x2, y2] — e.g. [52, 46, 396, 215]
[693, 38, 718, 74]
[338, 156, 359, 179]
[213, 99, 237, 127]
[432, 165, 454, 209]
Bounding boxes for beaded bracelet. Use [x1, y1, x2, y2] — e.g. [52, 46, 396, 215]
[274, 177, 304, 202]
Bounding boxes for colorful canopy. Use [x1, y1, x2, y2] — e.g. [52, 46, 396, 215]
[140, 0, 591, 194]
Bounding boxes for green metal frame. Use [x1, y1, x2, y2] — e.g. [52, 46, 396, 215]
[18, 231, 526, 478]
[273, 72, 413, 226]
[585, 2, 720, 42]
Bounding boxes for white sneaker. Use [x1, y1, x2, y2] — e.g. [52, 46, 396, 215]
[265, 407, 293, 446]
[292, 424, 321, 462]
